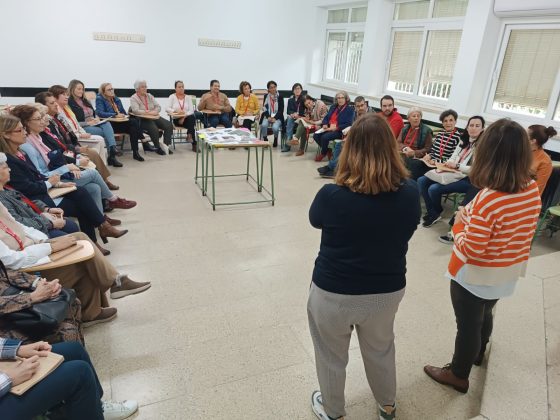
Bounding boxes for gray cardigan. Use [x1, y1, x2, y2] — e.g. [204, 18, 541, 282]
[0, 190, 51, 234]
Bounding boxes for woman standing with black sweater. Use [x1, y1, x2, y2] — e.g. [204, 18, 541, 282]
[308, 113, 420, 420]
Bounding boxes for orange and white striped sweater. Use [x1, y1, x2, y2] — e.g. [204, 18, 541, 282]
[447, 180, 541, 290]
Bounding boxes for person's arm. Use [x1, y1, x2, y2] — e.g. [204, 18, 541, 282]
[185, 96, 195, 116]
[251, 95, 260, 115]
[337, 108, 354, 131]
[6, 162, 49, 198]
[535, 158, 553, 194]
[234, 95, 243, 115]
[166, 95, 176, 114]
[20, 223, 49, 243]
[452, 197, 492, 259]
[322, 106, 334, 126]
[129, 95, 144, 115]
[396, 128, 405, 150]
[0, 337, 22, 398]
[309, 186, 328, 229]
[0, 199, 50, 233]
[95, 96, 116, 118]
[222, 94, 232, 113]
[0, 239, 51, 270]
[390, 115, 404, 139]
[150, 94, 161, 113]
[197, 94, 208, 111]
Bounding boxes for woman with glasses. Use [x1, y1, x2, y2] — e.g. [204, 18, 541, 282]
[313, 91, 354, 162]
[96, 83, 145, 162]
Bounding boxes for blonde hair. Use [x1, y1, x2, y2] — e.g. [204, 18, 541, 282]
[99, 82, 112, 97]
[0, 114, 21, 154]
[30, 103, 48, 116]
[335, 113, 409, 194]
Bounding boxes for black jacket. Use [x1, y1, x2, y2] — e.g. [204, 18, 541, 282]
[287, 95, 305, 117]
[259, 93, 284, 123]
[5, 154, 57, 207]
[68, 96, 96, 123]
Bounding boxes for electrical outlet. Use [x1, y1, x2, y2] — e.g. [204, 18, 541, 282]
[93, 32, 145, 43]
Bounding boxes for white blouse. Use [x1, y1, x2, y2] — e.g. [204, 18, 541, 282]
[166, 94, 195, 116]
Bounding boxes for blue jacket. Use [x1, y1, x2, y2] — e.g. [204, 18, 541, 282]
[95, 94, 127, 118]
[322, 104, 355, 132]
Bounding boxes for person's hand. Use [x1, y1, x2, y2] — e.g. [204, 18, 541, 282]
[4, 356, 40, 386]
[70, 170, 81, 179]
[58, 182, 76, 188]
[116, 113, 125, 118]
[322, 125, 328, 130]
[444, 160, 457, 169]
[79, 133, 91, 139]
[78, 156, 90, 167]
[30, 279, 61, 303]
[49, 208, 64, 217]
[51, 217, 65, 229]
[49, 235, 77, 252]
[48, 174, 61, 186]
[456, 206, 469, 225]
[405, 149, 415, 158]
[17, 342, 52, 358]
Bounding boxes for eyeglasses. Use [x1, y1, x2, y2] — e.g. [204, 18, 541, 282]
[106, 88, 114, 91]
[10, 128, 25, 133]
[29, 117, 42, 121]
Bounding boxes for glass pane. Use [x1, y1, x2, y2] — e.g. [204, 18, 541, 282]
[324, 32, 347, 81]
[493, 29, 560, 118]
[394, 1, 430, 20]
[419, 30, 462, 100]
[555, 101, 560, 122]
[345, 32, 364, 84]
[350, 7, 368, 23]
[328, 9, 349, 24]
[387, 31, 423, 94]
[432, 0, 469, 18]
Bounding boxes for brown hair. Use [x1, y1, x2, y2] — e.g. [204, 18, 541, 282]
[528, 124, 558, 148]
[10, 105, 39, 131]
[0, 114, 21, 154]
[470, 119, 533, 193]
[239, 81, 252, 94]
[335, 113, 409, 195]
[48, 85, 67, 99]
[68, 79, 84, 99]
[35, 91, 54, 105]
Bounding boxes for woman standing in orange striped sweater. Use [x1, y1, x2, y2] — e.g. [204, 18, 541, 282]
[424, 119, 542, 393]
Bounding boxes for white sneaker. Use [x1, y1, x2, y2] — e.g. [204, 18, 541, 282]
[311, 391, 341, 420]
[102, 400, 138, 420]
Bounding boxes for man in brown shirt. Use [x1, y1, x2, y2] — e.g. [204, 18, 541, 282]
[198, 80, 233, 128]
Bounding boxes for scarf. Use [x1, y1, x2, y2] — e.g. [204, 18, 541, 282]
[26, 133, 52, 165]
[266, 93, 278, 116]
[108, 97, 119, 113]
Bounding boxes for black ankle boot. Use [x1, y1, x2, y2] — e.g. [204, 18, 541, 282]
[107, 146, 123, 167]
[273, 137, 278, 147]
[133, 151, 145, 162]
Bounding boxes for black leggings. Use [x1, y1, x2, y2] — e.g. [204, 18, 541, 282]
[59, 186, 105, 242]
[173, 115, 196, 144]
[110, 119, 142, 152]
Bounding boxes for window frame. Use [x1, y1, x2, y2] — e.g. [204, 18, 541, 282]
[321, 5, 367, 87]
[484, 21, 560, 126]
[385, 16, 464, 105]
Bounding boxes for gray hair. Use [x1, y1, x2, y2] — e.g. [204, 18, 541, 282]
[407, 107, 423, 118]
[134, 80, 147, 90]
[335, 90, 350, 103]
[0, 152, 6, 164]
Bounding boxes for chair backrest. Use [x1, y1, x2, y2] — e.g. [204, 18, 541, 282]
[253, 89, 267, 107]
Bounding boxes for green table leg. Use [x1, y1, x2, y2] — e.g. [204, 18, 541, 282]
[254, 146, 260, 189]
[203, 142, 210, 196]
[246, 147, 251, 181]
[258, 146, 265, 192]
[211, 146, 216, 211]
[269, 145, 275, 205]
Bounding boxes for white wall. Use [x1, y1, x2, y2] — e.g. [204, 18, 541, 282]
[0, 0, 313, 91]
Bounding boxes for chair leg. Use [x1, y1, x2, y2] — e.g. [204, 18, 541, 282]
[535, 209, 551, 237]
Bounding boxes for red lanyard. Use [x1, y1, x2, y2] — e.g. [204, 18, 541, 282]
[438, 129, 456, 159]
[403, 127, 419, 148]
[16, 151, 26, 162]
[5, 186, 42, 215]
[0, 220, 24, 250]
[177, 96, 185, 111]
[44, 128, 68, 151]
[270, 97, 276, 114]
[139, 95, 149, 111]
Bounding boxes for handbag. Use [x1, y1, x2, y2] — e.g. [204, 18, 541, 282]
[425, 168, 466, 185]
[1, 286, 76, 338]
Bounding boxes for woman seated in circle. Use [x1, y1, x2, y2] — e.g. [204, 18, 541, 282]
[396, 107, 433, 169]
[0, 338, 138, 419]
[406, 109, 460, 180]
[96, 83, 145, 162]
[417, 115, 485, 228]
[282, 83, 305, 152]
[259, 80, 284, 147]
[67, 80, 123, 167]
[313, 90, 354, 162]
[308, 113, 420, 420]
[166, 80, 197, 152]
[289, 95, 328, 157]
[528, 124, 555, 194]
[234, 81, 260, 134]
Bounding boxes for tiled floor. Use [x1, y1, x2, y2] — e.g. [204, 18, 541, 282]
[83, 143, 560, 419]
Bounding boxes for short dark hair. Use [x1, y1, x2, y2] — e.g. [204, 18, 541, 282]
[48, 85, 67, 99]
[439, 109, 458, 122]
[469, 119, 533, 193]
[10, 105, 39, 131]
[210, 79, 219, 87]
[35, 91, 54, 105]
[292, 83, 302, 92]
[175, 80, 183, 88]
[380, 95, 394, 106]
[354, 96, 366, 103]
[239, 81, 252, 94]
[528, 125, 558, 148]
[266, 80, 277, 89]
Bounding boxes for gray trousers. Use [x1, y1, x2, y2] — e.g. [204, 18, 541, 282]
[307, 282, 405, 419]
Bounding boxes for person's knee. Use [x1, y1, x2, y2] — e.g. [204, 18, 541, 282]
[70, 231, 90, 241]
[52, 341, 89, 362]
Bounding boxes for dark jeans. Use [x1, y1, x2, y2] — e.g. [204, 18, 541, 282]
[48, 218, 80, 238]
[59, 187, 105, 242]
[417, 176, 472, 218]
[0, 341, 103, 420]
[207, 113, 232, 128]
[450, 281, 498, 379]
[327, 141, 343, 170]
[173, 115, 196, 144]
[405, 158, 430, 181]
[448, 185, 480, 226]
[140, 117, 173, 148]
[314, 130, 342, 155]
[110, 119, 142, 153]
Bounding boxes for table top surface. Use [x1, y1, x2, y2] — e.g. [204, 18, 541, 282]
[22, 240, 95, 272]
[129, 113, 160, 120]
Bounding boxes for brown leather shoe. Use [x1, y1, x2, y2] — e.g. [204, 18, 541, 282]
[288, 139, 299, 146]
[104, 215, 121, 226]
[295, 150, 304, 156]
[106, 180, 120, 191]
[109, 197, 137, 209]
[94, 242, 111, 256]
[110, 275, 151, 299]
[424, 364, 469, 393]
[83, 307, 117, 328]
[98, 221, 128, 244]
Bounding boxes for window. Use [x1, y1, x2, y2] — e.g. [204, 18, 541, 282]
[490, 27, 560, 121]
[386, 1, 467, 100]
[323, 6, 367, 84]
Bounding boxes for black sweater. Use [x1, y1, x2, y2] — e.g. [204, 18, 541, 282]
[309, 181, 420, 295]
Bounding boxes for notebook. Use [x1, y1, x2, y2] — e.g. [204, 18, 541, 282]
[0, 352, 64, 395]
[48, 243, 85, 262]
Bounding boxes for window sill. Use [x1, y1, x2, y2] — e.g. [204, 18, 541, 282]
[309, 81, 360, 95]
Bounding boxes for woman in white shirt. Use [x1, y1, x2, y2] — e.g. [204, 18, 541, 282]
[166, 81, 196, 152]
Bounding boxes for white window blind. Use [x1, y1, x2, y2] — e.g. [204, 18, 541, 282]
[328, 9, 349, 23]
[420, 30, 462, 99]
[432, 0, 468, 18]
[394, 1, 430, 20]
[493, 29, 560, 117]
[388, 31, 423, 93]
[345, 32, 364, 83]
[325, 32, 347, 81]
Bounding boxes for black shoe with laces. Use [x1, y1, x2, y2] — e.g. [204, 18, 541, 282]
[132, 152, 145, 162]
[317, 165, 330, 175]
[438, 232, 454, 244]
[422, 215, 442, 227]
[156, 148, 166, 156]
